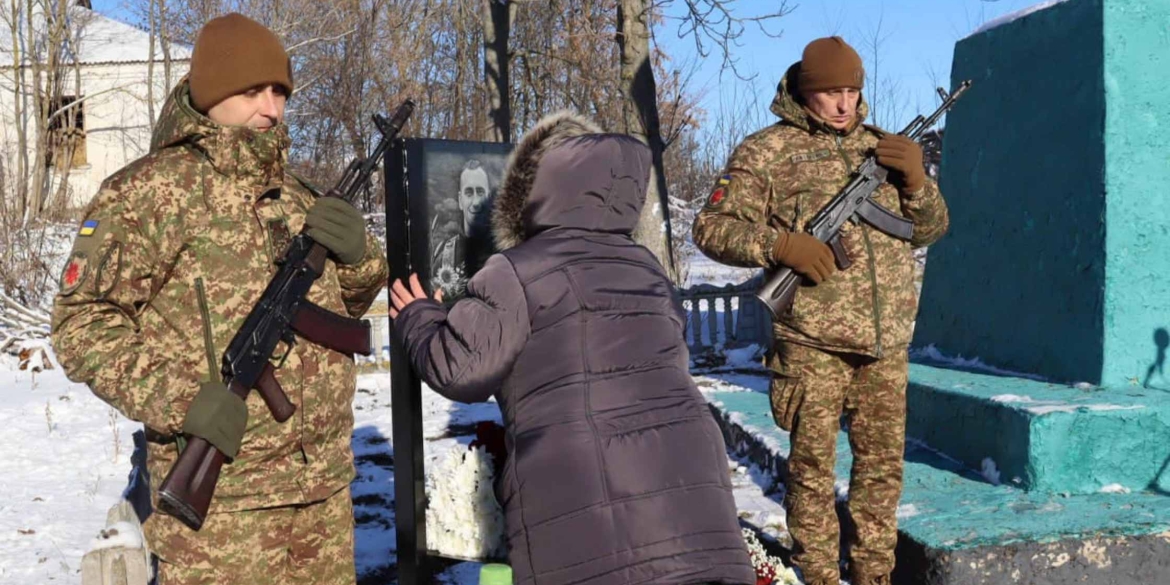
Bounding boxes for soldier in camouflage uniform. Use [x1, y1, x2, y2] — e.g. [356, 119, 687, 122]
[50, 13, 387, 585]
[692, 37, 949, 585]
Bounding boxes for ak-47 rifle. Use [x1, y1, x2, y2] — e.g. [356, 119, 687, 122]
[157, 100, 416, 531]
[755, 81, 971, 319]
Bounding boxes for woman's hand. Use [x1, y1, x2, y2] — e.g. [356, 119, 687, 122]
[389, 273, 444, 319]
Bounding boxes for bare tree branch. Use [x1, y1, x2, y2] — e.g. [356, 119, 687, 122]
[659, 0, 793, 81]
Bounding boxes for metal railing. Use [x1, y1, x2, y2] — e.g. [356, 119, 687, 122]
[677, 274, 771, 354]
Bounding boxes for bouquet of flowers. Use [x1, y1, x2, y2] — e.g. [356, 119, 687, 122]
[425, 443, 506, 559]
[742, 528, 801, 585]
[425, 421, 509, 560]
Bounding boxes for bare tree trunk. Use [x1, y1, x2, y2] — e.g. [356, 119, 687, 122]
[482, 0, 513, 142]
[158, 0, 173, 92]
[616, 0, 676, 282]
[8, 0, 28, 217]
[146, 0, 157, 129]
[25, 0, 47, 223]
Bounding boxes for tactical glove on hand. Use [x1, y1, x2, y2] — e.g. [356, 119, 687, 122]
[772, 231, 836, 284]
[182, 381, 248, 459]
[305, 197, 367, 265]
[875, 135, 926, 194]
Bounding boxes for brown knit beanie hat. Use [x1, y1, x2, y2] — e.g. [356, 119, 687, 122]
[189, 13, 294, 112]
[798, 36, 864, 92]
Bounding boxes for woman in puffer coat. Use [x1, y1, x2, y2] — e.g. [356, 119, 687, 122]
[390, 111, 755, 585]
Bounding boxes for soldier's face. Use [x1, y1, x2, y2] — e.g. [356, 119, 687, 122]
[207, 84, 288, 130]
[458, 168, 490, 233]
[802, 88, 860, 131]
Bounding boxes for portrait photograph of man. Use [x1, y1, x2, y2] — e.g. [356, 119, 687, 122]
[408, 143, 510, 301]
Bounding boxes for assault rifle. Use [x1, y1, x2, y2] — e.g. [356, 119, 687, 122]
[755, 82, 971, 319]
[157, 99, 416, 530]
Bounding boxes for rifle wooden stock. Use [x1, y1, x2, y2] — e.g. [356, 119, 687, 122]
[157, 437, 222, 531]
[157, 377, 249, 531]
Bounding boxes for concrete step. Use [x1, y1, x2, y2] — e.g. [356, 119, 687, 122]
[906, 363, 1170, 495]
[699, 376, 1170, 585]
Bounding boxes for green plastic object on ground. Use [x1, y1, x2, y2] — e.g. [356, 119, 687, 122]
[479, 563, 513, 585]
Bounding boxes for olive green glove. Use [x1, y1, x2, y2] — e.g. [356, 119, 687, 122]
[875, 135, 926, 194]
[772, 231, 836, 284]
[182, 381, 248, 459]
[305, 197, 367, 265]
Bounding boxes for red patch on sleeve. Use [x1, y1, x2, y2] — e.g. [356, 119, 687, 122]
[709, 188, 725, 206]
[63, 262, 81, 287]
[58, 252, 89, 295]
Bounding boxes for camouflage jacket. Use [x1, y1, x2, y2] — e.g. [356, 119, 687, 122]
[51, 81, 388, 515]
[692, 71, 949, 358]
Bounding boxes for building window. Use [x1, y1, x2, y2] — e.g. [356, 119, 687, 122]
[45, 95, 87, 169]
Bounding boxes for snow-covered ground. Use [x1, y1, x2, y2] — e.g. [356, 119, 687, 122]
[0, 350, 140, 584]
[0, 352, 792, 584]
[0, 252, 794, 584]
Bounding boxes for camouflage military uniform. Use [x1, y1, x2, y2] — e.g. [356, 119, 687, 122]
[692, 71, 948, 585]
[151, 485, 356, 584]
[51, 80, 387, 584]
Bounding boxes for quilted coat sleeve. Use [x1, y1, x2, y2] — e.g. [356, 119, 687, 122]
[393, 254, 530, 403]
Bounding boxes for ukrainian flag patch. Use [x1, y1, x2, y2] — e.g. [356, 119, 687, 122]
[718, 174, 731, 186]
[78, 219, 99, 237]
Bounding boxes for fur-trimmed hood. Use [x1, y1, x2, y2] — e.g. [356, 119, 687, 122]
[492, 111, 652, 250]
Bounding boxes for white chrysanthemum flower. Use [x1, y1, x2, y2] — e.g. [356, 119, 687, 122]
[425, 444, 506, 560]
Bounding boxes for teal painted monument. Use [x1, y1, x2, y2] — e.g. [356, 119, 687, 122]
[705, 2, 1170, 582]
[907, 0, 1170, 501]
[914, 0, 1170, 390]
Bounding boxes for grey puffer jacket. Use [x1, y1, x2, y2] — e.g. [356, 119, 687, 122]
[395, 112, 755, 585]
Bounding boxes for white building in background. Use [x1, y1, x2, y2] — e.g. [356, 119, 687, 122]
[0, 5, 190, 210]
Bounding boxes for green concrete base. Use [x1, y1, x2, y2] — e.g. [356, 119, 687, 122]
[907, 363, 1170, 495]
[705, 382, 1170, 584]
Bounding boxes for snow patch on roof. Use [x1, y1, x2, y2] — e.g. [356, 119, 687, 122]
[0, 6, 191, 67]
[74, 7, 192, 64]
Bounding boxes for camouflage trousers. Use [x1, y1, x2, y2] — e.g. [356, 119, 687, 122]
[147, 485, 356, 585]
[768, 341, 908, 585]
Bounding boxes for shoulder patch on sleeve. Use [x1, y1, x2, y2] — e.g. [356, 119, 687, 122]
[93, 241, 123, 299]
[59, 252, 90, 296]
[706, 187, 727, 208]
[68, 218, 111, 257]
[705, 173, 740, 209]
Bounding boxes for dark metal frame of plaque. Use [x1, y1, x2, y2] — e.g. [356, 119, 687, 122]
[384, 138, 512, 584]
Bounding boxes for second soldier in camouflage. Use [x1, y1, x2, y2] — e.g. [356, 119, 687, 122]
[51, 14, 387, 585]
[693, 36, 949, 585]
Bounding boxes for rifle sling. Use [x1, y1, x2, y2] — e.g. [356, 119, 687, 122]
[291, 301, 373, 356]
[856, 198, 915, 241]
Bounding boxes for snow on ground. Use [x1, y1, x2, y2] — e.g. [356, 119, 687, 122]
[0, 254, 791, 584]
[1, 355, 798, 584]
[0, 350, 139, 584]
[990, 394, 1145, 415]
[683, 250, 759, 289]
[910, 344, 1049, 382]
